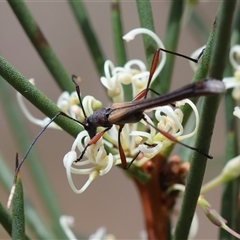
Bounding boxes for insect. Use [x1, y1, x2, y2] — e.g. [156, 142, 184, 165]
[15, 48, 225, 175]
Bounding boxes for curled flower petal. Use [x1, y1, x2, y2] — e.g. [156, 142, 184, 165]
[129, 99, 199, 166]
[101, 29, 166, 101]
[176, 99, 199, 140]
[17, 90, 61, 129]
[82, 95, 102, 117]
[223, 45, 240, 100]
[100, 60, 124, 101]
[123, 28, 166, 81]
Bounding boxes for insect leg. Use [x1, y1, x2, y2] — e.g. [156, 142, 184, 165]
[158, 47, 204, 63]
[125, 151, 142, 169]
[135, 47, 205, 101]
[117, 124, 129, 169]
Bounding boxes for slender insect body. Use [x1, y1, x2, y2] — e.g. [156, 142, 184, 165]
[108, 79, 225, 121]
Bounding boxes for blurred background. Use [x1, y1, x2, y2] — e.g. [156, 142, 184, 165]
[0, 1, 229, 239]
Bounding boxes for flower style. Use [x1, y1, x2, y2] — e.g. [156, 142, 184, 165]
[63, 28, 200, 194]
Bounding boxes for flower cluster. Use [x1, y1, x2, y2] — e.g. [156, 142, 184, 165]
[61, 28, 200, 193]
[18, 28, 201, 194]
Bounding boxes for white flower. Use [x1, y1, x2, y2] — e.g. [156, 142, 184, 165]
[100, 59, 148, 102]
[100, 28, 166, 102]
[130, 99, 199, 166]
[223, 45, 240, 100]
[17, 78, 102, 129]
[63, 130, 118, 194]
[64, 28, 200, 192]
[222, 45, 240, 123]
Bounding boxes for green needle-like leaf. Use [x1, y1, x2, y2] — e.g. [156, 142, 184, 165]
[7, 0, 74, 92]
[136, 0, 156, 67]
[174, 1, 236, 239]
[12, 171, 25, 240]
[0, 154, 57, 239]
[0, 55, 82, 138]
[111, 0, 131, 101]
[0, 79, 67, 238]
[68, 0, 105, 76]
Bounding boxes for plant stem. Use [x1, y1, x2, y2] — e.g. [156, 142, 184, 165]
[133, 154, 170, 239]
[174, 1, 236, 239]
[7, 0, 74, 92]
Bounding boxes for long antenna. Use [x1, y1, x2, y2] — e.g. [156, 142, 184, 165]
[71, 75, 88, 119]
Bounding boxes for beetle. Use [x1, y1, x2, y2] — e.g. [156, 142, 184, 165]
[15, 48, 225, 173]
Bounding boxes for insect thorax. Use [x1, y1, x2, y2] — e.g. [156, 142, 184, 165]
[86, 107, 113, 128]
